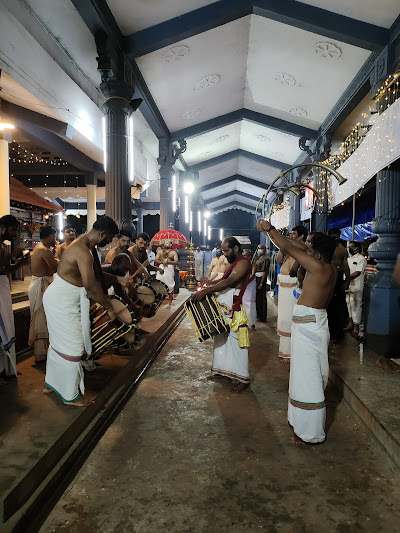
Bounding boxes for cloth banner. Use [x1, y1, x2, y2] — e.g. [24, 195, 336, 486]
[330, 97, 400, 208]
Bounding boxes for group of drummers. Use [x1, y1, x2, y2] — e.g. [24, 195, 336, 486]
[25, 215, 176, 407]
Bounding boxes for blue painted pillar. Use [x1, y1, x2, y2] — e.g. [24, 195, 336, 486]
[366, 164, 400, 335]
[158, 139, 186, 231]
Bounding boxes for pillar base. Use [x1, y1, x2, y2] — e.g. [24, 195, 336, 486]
[365, 282, 400, 336]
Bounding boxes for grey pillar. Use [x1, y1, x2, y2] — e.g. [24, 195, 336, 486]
[366, 164, 400, 336]
[101, 80, 135, 233]
[136, 207, 144, 235]
[158, 138, 187, 231]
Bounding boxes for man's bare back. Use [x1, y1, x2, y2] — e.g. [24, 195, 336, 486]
[31, 242, 58, 277]
[299, 265, 337, 309]
[57, 235, 91, 287]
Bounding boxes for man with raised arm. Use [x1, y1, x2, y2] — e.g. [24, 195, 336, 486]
[43, 215, 119, 407]
[28, 226, 58, 363]
[195, 237, 251, 393]
[258, 220, 337, 444]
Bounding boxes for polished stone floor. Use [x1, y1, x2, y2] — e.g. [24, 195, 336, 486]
[40, 316, 400, 533]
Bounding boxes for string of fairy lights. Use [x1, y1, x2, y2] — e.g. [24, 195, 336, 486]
[314, 70, 400, 213]
[9, 142, 69, 165]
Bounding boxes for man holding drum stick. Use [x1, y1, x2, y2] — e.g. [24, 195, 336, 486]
[195, 237, 251, 393]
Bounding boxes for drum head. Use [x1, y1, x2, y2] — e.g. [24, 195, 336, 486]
[150, 280, 170, 296]
[111, 296, 132, 324]
[136, 284, 156, 305]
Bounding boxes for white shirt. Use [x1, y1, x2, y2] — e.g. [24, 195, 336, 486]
[147, 251, 155, 266]
[347, 253, 367, 292]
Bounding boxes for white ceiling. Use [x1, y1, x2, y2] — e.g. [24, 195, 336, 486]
[106, 0, 218, 34]
[297, 0, 400, 28]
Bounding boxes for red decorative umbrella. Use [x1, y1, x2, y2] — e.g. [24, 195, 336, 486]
[151, 229, 189, 249]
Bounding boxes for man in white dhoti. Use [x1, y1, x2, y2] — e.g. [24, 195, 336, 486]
[276, 226, 308, 363]
[259, 220, 337, 444]
[242, 250, 257, 331]
[194, 246, 204, 282]
[43, 216, 119, 406]
[28, 226, 58, 363]
[195, 237, 251, 393]
[0, 215, 31, 384]
[344, 241, 366, 340]
[155, 240, 178, 305]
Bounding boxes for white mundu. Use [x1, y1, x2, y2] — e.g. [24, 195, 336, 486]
[288, 304, 329, 443]
[277, 273, 298, 360]
[43, 275, 91, 402]
[212, 288, 249, 383]
[242, 278, 256, 328]
[346, 253, 367, 324]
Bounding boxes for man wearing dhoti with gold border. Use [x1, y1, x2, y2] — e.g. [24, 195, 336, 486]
[195, 237, 251, 393]
[259, 220, 336, 444]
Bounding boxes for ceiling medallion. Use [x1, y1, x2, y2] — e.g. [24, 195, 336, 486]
[274, 72, 296, 86]
[193, 74, 221, 91]
[215, 135, 229, 143]
[182, 109, 201, 120]
[272, 152, 284, 159]
[162, 45, 190, 62]
[314, 42, 342, 60]
[199, 152, 210, 158]
[289, 106, 308, 117]
[256, 134, 271, 142]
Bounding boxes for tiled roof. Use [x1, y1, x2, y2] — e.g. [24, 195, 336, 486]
[10, 178, 62, 212]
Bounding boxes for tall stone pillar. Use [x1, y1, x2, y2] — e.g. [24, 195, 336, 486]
[135, 207, 144, 235]
[289, 170, 301, 230]
[158, 138, 186, 231]
[366, 164, 400, 336]
[86, 184, 97, 231]
[0, 130, 12, 217]
[101, 80, 135, 233]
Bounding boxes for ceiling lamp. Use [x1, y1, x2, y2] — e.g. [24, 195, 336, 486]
[0, 123, 14, 130]
[183, 181, 195, 195]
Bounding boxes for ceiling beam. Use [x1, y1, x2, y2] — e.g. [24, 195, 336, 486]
[199, 174, 270, 193]
[171, 108, 317, 141]
[124, 0, 252, 58]
[125, 0, 388, 58]
[251, 0, 388, 52]
[15, 120, 103, 174]
[70, 0, 170, 140]
[188, 149, 290, 173]
[205, 190, 260, 205]
[213, 200, 261, 213]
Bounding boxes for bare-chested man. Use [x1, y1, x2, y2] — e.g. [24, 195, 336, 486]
[43, 215, 119, 406]
[28, 226, 58, 363]
[276, 226, 308, 363]
[326, 228, 350, 343]
[55, 225, 76, 260]
[206, 247, 228, 281]
[155, 240, 178, 305]
[0, 215, 30, 383]
[195, 237, 251, 393]
[259, 220, 336, 444]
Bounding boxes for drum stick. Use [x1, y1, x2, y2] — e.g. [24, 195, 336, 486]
[129, 258, 150, 281]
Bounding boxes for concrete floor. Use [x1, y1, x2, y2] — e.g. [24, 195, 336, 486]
[40, 317, 400, 533]
[0, 294, 186, 508]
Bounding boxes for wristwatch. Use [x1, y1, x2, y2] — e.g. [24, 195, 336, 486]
[266, 225, 276, 233]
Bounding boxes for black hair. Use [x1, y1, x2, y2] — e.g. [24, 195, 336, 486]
[137, 232, 150, 242]
[310, 233, 336, 263]
[350, 241, 362, 251]
[223, 237, 242, 253]
[93, 215, 119, 237]
[0, 214, 19, 228]
[327, 227, 341, 238]
[40, 226, 56, 240]
[118, 230, 132, 240]
[292, 225, 308, 242]
[62, 224, 76, 233]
